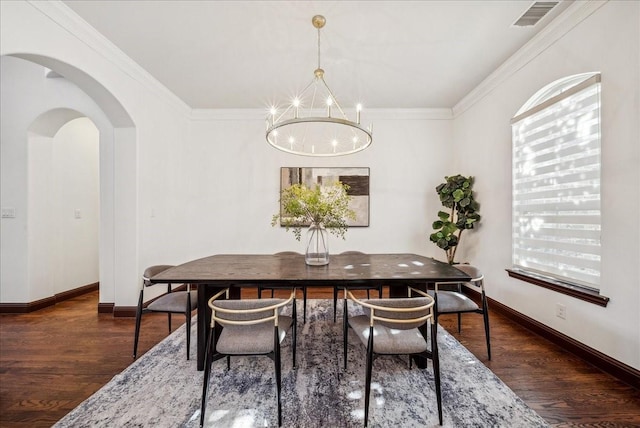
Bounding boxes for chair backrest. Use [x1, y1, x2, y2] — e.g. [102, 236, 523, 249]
[348, 291, 434, 330]
[209, 289, 295, 327]
[454, 264, 483, 282]
[142, 265, 175, 286]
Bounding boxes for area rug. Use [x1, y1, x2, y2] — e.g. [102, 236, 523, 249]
[54, 299, 549, 427]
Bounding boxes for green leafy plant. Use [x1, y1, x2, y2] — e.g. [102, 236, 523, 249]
[272, 182, 356, 240]
[429, 174, 481, 264]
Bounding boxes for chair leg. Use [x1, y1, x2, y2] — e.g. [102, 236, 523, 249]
[457, 313, 462, 333]
[343, 299, 349, 370]
[378, 285, 383, 298]
[274, 328, 283, 427]
[364, 327, 374, 427]
[186, 312, 191, 360]
[302, 286, 307, 324]
[168, 313, 172, 333]
[482, 296, 491, 360]
[200, 326, 216, 427]
[185, 289, 193, 360]
[366, 289, 370, 299]
[333, 287, 339, 322]
[292, 296, 298, 368]
[133, 290, 144, 359]
[431, 322, 443, 425]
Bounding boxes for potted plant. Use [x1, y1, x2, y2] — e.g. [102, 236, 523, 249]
[429, 174, 481, 264]
[272, 182, 355, 265]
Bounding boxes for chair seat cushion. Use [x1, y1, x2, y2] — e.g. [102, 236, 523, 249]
[428, 290, 479, 313]
[349, 315, 428, 354]
[216, 315, 293, 355]
[147, 290, 197, 313]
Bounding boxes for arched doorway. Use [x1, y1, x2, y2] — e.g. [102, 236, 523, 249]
[0, 54, 136, 312]
[27, 113, 100, 299]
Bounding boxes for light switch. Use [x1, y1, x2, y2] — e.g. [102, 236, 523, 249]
[1, 207, 16, 218]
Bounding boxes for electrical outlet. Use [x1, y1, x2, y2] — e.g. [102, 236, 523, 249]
[556, 303, 566, 319]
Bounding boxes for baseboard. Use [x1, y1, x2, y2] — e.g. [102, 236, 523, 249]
[98, 302, 114, 314]
[113, 306, 137, 318]
[56, 282, 99, 302]
[464, 288, 640, 389]
[0, 282, 99, 314]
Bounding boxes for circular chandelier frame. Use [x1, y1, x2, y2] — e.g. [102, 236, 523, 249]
[265, 15, 372, 157]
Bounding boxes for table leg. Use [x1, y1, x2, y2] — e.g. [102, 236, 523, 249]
[197, 284, 211, 371]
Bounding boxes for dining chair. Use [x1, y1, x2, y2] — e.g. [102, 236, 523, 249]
[343, 287, 442, 426]
[333, 251, 384, 322]
[258, 251, 309, 323]
[432, 264, 491, 359]
[200, 288, 297, 427]
[133, 264, 197, 359]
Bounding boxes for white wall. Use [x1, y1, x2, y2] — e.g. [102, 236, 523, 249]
[452, 1, 640, 369]
[173, 110, 453, 263]
[1, 56, 109, 302]
[1, 1, 189, 307]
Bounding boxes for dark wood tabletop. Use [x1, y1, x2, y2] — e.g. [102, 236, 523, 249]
[151, 253, 470, 284]
[150, 253, 470, 370]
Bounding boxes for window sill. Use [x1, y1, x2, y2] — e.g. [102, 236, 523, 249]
[506, 269, 610, 307]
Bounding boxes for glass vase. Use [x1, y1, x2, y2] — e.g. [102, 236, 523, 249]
[305, 222, 329, 266]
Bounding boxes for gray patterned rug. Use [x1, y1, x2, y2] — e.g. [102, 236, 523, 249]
[55, 299, 549, 427]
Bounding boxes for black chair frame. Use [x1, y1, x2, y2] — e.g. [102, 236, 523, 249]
[433, 265, 491, 360]
[343, 287, 442, 427]
[133, 265, 195, 360]
[200, 288, 297, 427]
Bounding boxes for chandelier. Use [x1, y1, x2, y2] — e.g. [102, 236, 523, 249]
[266, 15, 372, 157]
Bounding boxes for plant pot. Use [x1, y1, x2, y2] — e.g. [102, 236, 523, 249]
[305, 222, 329, 266]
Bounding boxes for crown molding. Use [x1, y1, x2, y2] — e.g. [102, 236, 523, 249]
[27, 0, 191, 118]
[452, 0, 609, 118]
[190, 108, 453, 122]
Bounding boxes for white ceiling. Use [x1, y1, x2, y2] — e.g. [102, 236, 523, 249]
[62, 0, 571, 110]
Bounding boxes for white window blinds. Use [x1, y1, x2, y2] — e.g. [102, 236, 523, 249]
[511, 74, 601, 290]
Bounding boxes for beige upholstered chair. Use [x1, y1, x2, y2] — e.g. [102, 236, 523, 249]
[432, 264, 491, 359]
[200, 288, 297, 427]
[344, 287, 442, 427]
[133, 265, 197, 359]
[333, 251, 383, 322]
[258, 251, 309, 322]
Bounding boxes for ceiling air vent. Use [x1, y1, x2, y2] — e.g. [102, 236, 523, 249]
[513, 1, 559, 27]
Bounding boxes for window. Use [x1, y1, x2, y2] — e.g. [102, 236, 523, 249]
[511, 73, 601, 291]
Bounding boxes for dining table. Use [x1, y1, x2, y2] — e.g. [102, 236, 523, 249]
[150, 252, 471, 370]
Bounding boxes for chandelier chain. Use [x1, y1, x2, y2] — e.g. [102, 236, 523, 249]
[317, 27, 321, 71]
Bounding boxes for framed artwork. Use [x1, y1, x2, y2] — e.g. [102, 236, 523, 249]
[280, 167, 370, 227]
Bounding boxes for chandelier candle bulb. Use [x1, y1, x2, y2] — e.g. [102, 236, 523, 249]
[293, 99, 300, 118]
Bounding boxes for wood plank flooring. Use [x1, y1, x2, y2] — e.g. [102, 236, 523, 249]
[1, 288, 639, 427]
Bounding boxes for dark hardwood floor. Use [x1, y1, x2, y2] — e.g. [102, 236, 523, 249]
[1, 288, 639, 427]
